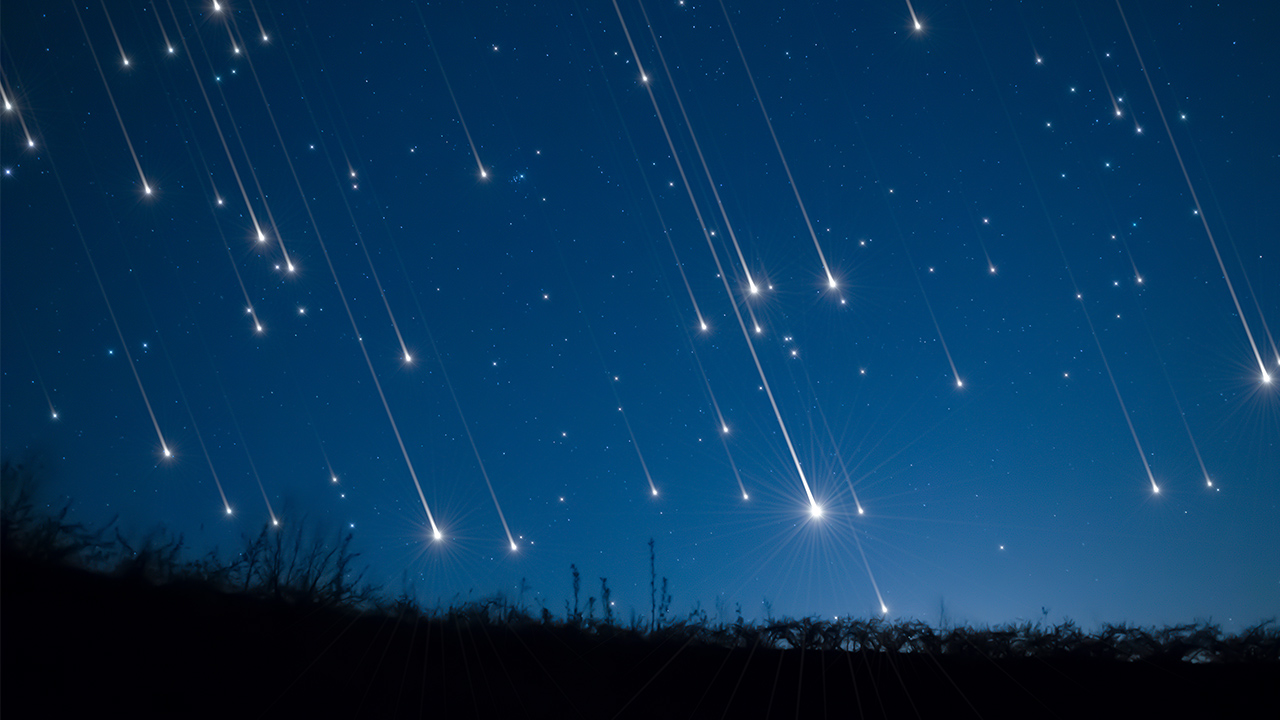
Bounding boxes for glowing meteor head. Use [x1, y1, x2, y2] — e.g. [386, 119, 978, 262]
[722, 425, 729, 434]
[216, 197, 224, 206]
[828, 277, 838, 289]
[742, 493, 749, 500]
[272, 518, 280, 526]
[143, 184, 152, 195]
[257, 232, 266, 242]
[162, 447, 172, 458]
[754, 325, 762, 335]
[1206, 479, 1213, 487]
[880, 604, 889, 615]
[480, 169, 488, 178]
[213, 0, 222, 11]
[510, 542, 518, 552]
[1263, 372, 1273, 384]
[641, 74, 649, 83]
[331, 475, 338, 483]
[989, 266, 997, 274]
[956, 379, 964, 388]
[857, 506, 865, 515]
[1152, 485, 1160, 494]
[809, 503, 823, 519]
[262, 34, 269, 42]
[651, 488, 659, 497]
[167, 46, 175, 54]
[255, 324, 263, 333]
[404, 353, 413, 363]
[27, 138, 34, 148]
[225, 506, 233, 515]
[286, 263, 296, 273]
[749, 284, 759, 295]
[432, 530, 443, 541]
[123, 57, 130, 66]
[700, 323, 708, 332]
[52, 412, 58, 420]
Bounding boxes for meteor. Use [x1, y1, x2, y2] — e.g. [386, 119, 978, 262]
[43, 142, 171, 460]
[75, 3, 153, 197]
[0, 73, 37, 149]
[168, 3, 269, 245]
[413, 2, 488, 179]
[99, 1, 130, 69]
[634, 2, 761, 299]
[615, 0, 817, 508]
[148, 2, 175, 56]
[905, 0, 923, 31]
[1116, 0, 1271, 381]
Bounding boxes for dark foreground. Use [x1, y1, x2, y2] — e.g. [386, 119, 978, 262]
[3, 555, 1276, 719]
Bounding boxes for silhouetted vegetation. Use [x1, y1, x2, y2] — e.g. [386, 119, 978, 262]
[4, 463, 1277, 717]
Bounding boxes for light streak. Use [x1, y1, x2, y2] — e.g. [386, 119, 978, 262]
[412, 2, 487, 179]
[0, 71, 36, 149]
[1115, 0, 1270, 383]
[168, 1, 268, 244]
[239, 10, 442, 538]
[99, 1, 130, 68]
[75, 3, 152, 195]
[41, 135, 170, 459]
[636, 3, 759, 297]
[905, 0, 923, 31]
[614, 0, 817, 508]
[181, 1, 293, 269]
[248, 0, 270, 42]
[148, 2, 175, 55]
[963, 0, 1158, 492]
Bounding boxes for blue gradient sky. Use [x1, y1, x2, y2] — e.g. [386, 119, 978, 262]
[2, 0, 1276, 629]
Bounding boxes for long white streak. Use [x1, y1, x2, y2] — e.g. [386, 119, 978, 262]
[232, 10, 411, 360]
[614, 0, 816, 508]
[74, 3, 150, 194]
[42, 135, 169, 457]
[1115, 0, 1268, 381]
[636, 0, 758, 296]
[962, 1, 1159, 491]
[168, 1, 266, 243]
[412, 1, 487, 178]
[718, 0, 837, 289]
[228, 13, 439, 536]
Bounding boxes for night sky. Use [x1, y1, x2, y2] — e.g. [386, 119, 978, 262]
[2, 0, 1276, 630]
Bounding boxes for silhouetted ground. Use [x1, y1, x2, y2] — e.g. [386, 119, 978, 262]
[4, 549, 1277, 719]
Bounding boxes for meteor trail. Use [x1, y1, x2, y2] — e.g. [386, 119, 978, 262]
[41, 135, 170, 458]
[1115, 0, 1270, 383]
[0, 71, 36, 148]
[717, 0, 838, 292]
[75, 3, 152, 195]
[637, 0, 760, 298]
[167, 1, 268, 244]
[963, 0, 1158, 492]
[148, 2, 175, 55]
[267, 10, 518, 545]
[615, 0, 818, 512]
[99, 1, 130, 67]
[216, 64, 443, 542]
[905, 0, 923, 31]
[412, 1, 488, 179]
[232, 9, 414, 364]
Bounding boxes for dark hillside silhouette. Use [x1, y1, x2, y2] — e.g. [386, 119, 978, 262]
[3, 465, 1276, 718]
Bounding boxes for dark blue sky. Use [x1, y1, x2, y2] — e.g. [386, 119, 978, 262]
[3, 0, 1276, 629]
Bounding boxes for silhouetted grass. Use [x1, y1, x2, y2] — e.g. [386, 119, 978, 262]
[3, 461, 1277, 717]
